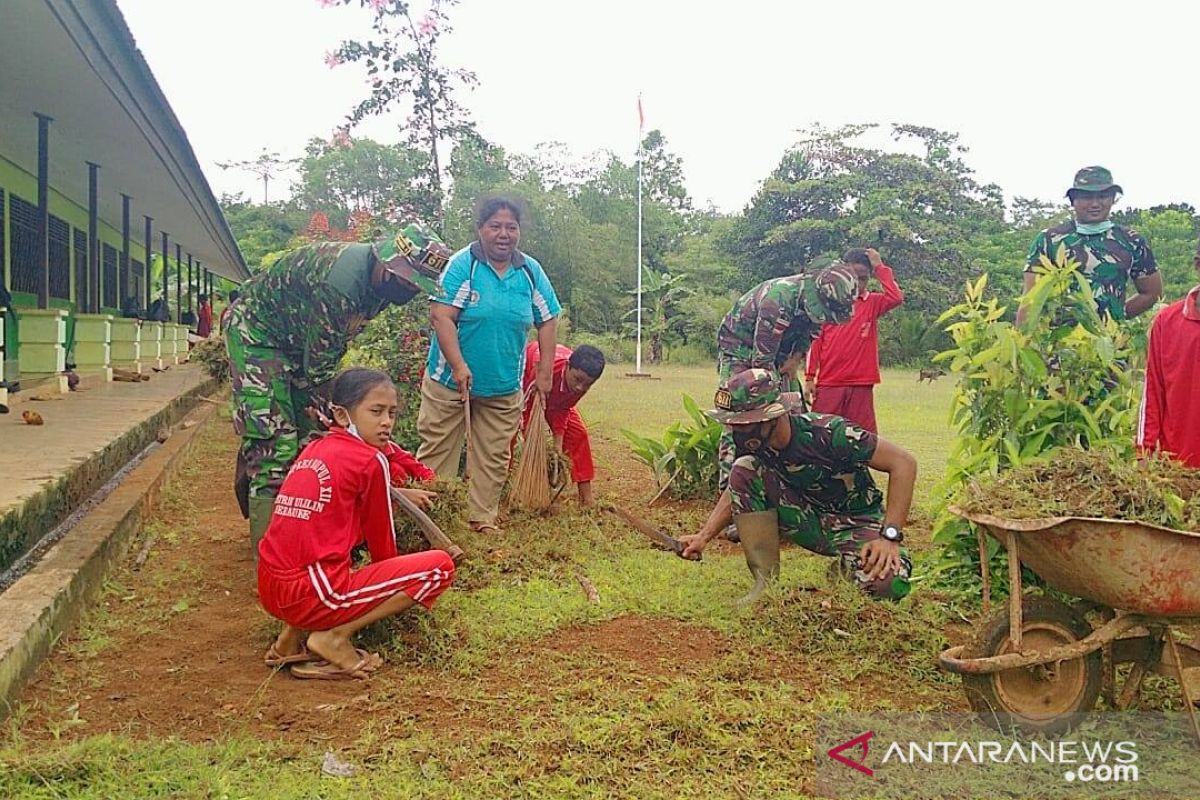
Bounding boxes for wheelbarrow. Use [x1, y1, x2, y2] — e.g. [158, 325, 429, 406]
[938, 508, 1200, 743]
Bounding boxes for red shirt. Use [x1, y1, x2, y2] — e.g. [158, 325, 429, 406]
[258, 429, 397, 570]
[805, 264, 903, 387]
[196, 302, 213, 338]
[522, 342, 585, 427]
[382, 441, 435, 484]
[1138, 288, 1200, 468]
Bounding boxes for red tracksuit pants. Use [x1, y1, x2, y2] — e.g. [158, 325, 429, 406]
[257, 549, 455, 631]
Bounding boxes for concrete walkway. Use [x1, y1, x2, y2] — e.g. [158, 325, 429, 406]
[0, 365, 216, 571]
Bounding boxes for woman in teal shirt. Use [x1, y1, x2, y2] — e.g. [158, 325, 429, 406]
[417, 197, 560, 532]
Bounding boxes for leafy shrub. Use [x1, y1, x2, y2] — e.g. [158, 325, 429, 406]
[622, 394, 721, 499]
[930, 254, 1141, 595]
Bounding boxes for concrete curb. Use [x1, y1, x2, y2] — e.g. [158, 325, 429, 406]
[0, 374, 219, 572]
[0, 400, 218, 715]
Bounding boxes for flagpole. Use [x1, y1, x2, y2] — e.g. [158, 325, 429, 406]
[636, 106, 644, 375]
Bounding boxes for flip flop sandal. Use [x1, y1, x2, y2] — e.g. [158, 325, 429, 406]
[290, 656, 374, 681]
[264, 644, 321, 669]
[469, 522, 503, 534]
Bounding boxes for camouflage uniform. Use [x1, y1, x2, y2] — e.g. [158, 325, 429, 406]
[711, 369, 912, 600]
[716, 265, 857, 487]
[226, 226, 448, 546]
[1026, 166, 1158, 322]
[1026, 222, 1157, 321]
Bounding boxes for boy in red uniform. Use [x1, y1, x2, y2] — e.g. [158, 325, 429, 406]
[257, 367, 454, 680]
[520, 342, 606, 505]
[1138, 242, 1200, 468]
[804, 248, 903, 433]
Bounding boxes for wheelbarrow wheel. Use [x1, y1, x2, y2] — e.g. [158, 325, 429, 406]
[962, 596, 1101, 736]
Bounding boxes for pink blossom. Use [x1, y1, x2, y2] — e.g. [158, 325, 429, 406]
[317, 0, 337, 7]
[331, 128, 352, 148]
[369, 76, 384, 88]
[417, 14, 438, 35]
[367, 0, 387, 9]
[324, 51, 344, 68]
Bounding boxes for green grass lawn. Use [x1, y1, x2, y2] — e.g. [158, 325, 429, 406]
[0, 368, 985, 800]
[582, 363, 957, 508]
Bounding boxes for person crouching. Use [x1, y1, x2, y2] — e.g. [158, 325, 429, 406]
[257, 367, 455, 680]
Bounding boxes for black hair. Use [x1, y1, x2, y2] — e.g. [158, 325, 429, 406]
[229, 290, 241, 302]
[475, 194, 527, 228]
[841, 248, 872, 268]
[330, 367, 395, 411]
[568, 345, 606, 380]
[198, 294, 208, 304]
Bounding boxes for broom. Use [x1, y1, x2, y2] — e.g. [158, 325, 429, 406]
[511, 390, 552, 509]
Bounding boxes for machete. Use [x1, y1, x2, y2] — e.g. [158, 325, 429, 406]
[604, 504, 701, 561]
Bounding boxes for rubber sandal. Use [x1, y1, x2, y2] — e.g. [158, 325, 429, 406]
[469, 522, 503, 534]
[290, 657, 373, 681]
[264, 643, 321, 669]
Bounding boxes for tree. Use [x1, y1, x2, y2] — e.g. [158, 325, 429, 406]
[218, 193, 306, 271]
[624, 269, 690, 364]
[324, 0, 477, 225]
[217, 150, 296, 204]
[722, 123, 1007, 316]
[293, 135, 433, 226]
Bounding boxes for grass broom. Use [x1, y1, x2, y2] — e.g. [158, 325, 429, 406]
[511, 390, 552, 509]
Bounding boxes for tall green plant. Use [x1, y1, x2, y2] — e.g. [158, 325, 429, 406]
[622, 394, 721, 499]
[930, 253, 1140, 593]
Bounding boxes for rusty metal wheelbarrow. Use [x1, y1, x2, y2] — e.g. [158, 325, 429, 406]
[939, 509, 1200, 743]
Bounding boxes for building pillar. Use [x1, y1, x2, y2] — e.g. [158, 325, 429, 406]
[120, 194, 131, 311]
[143, 215, 153, 312]
[174, 242, 182, 325]
[35, 113, 52, 310]
[88, 162, 100, 315]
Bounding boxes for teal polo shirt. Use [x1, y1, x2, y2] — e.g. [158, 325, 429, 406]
[426, 242, 561, 397]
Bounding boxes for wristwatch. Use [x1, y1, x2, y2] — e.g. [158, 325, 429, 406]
[880, 525, 904, 543]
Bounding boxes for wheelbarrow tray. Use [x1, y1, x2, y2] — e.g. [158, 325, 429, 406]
[954, 508, 1200, 617]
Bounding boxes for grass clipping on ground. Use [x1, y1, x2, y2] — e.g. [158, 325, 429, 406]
[962, 448, 1200, 531]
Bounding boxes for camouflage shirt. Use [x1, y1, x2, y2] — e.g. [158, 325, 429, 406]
[735, 411, 882, 516]
[1026, 221, 1157, 321]
[237, 242, 387, 388]
[717, 276, 845, 376]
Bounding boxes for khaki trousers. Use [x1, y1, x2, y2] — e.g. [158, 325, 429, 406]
[416, 377, 523, 526]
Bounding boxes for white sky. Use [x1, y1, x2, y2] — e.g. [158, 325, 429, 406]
[118, 0, 1199, 215]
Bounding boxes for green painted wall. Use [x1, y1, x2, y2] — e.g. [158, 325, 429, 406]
[0, 154, 144, 316]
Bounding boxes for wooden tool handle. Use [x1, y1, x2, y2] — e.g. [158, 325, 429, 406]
[391, 488, 465, 562]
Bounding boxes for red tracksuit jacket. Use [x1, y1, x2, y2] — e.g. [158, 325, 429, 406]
[258, 429, 398, 571]
[805, 264, 903, 387]
[1138, 288, 1200, 468]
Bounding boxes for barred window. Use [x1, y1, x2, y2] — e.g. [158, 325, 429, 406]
[10, 195, 39, 296]
[49, 215, 69, 300]
[73, 229, 87, 308]
[102, 243, 118, 309]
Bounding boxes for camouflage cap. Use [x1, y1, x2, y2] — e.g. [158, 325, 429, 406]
[372, 222, 452, 297]
[1067, 166, 1123, 197]
[708, 368, 803, 425]
[802, 264, 857, 325]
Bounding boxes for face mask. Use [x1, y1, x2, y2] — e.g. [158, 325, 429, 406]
[345, 421, 361, 439]
[731, 429, 764, 454]
[375, 275, 420, 305]
[1075, 220, 1114, 235]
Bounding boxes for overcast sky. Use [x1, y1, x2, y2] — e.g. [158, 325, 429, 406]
[118, 0, 1198, 215]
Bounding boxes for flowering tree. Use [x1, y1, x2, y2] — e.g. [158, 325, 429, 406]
[321, 0, 477, 226]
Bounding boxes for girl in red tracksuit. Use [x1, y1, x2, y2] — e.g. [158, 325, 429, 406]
[257, 367, 455, 680]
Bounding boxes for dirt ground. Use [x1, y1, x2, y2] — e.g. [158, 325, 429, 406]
[16, 424, 772, 748]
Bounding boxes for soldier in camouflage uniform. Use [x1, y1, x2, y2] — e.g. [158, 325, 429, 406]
[226, 224, 450, 550]
[681, 369, 915, 601]
[1020, 166, 1162, 324]
[715, 265, 858, 489]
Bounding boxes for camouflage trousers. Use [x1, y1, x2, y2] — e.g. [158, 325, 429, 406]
[728, 454, 911, 600]
[225, 306, 324, 516]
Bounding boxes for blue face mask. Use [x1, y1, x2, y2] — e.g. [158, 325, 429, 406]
[1075, 220, 1114, 235]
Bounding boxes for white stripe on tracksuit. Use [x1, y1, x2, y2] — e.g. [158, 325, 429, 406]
[307, 562, 450, 610]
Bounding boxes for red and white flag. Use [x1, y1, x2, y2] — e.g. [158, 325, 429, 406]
[637, 94, 644, 133]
